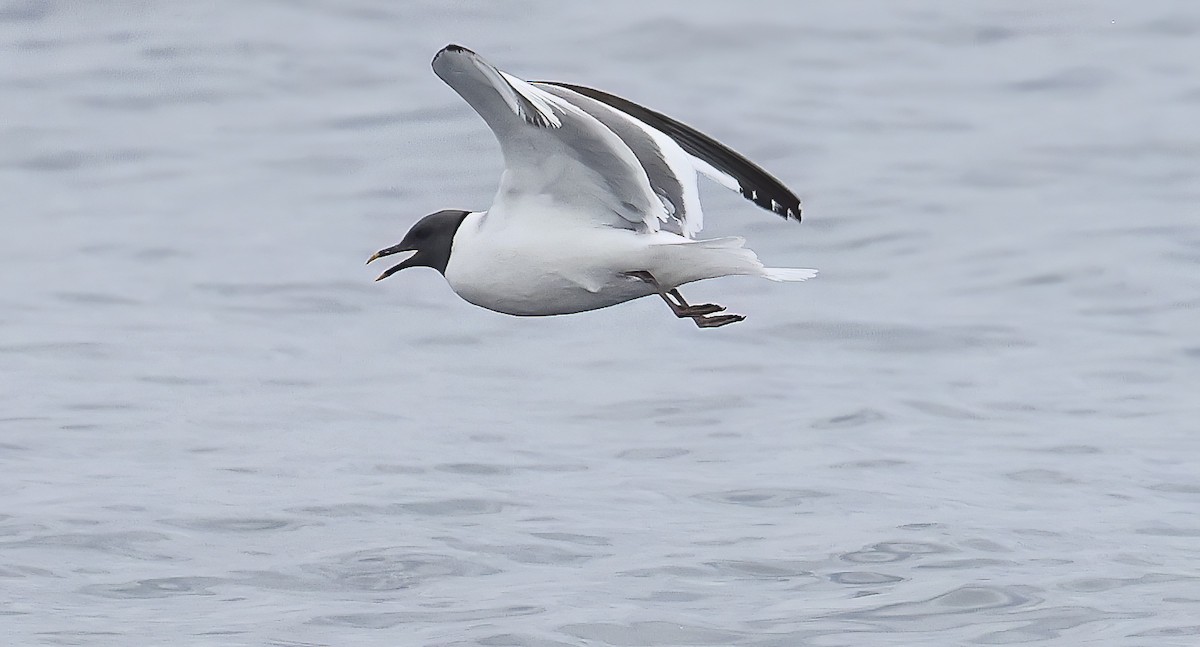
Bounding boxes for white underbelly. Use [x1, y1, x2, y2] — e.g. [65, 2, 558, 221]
[449, 267, 652, 316]
[444, 223, 657, 316]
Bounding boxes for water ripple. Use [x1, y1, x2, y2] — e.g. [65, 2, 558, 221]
[81, 576, 224, 599]
[160, 517, 308, 533]
[830, 571, 905, 585]
[303, 547, 499, 592]
[841, 541, 952, 564]
[705, 559, 815, 580]
[2, 531, 176, 561]
[560, 620, 744, 645]
[812, 408, 887, 430]
[694, 488, 831, 508]
[842, 584, 1036, 621]
[292, 498, 509, 518]
[311, 605, 543, 628]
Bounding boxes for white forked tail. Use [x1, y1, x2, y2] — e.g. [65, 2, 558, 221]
[761, 267, 819, 282]
[691, 237, 817, 282]
[651, 236, 817, 286]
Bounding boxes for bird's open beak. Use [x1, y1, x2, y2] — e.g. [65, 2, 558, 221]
[366, 245, 419, 281]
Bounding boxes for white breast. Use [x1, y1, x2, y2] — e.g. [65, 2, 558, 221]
[443, 211, 657, 316]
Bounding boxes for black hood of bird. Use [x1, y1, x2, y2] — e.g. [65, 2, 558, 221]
[368, 209, 470, 280]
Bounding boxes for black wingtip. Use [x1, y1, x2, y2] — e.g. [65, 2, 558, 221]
[741, 188, 802, 222]
[434, 44, 477, 69]
[434, 44, 474, 64]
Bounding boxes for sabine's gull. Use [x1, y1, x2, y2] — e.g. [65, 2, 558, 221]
[368, 45, 816, 328]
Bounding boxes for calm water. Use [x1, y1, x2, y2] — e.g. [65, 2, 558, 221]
[3, 2, 1199, 645]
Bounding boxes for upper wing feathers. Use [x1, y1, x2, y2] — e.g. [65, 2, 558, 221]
[533, 82, 701, 235]
[536, 81, 803, 222]
[432, 44, 561, 130]
[430, 45, 802, 236]
[432, 45, 667, 231]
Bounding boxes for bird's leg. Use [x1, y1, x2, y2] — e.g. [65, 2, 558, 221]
[623, 271, 744, 327]
[624, 271, 721, 316]
[691, 313, 746, 328]
[666, 288, 725, 316]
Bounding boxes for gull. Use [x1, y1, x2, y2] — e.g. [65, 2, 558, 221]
[368, 44, 816, 328]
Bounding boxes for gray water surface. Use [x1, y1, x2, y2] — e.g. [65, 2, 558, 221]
[3, 2, 1200, 645]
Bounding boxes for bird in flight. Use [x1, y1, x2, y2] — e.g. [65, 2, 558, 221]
[368, 45, 815, 328]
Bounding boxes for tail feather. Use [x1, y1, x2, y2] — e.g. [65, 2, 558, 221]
[649, 236, 818, 286]
[762, 267, 818, 282]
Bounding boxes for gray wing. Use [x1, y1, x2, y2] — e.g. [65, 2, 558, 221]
[537, 81, 803, 222]
[531, 82, 705, 237]
[431, 45, 669, 232]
